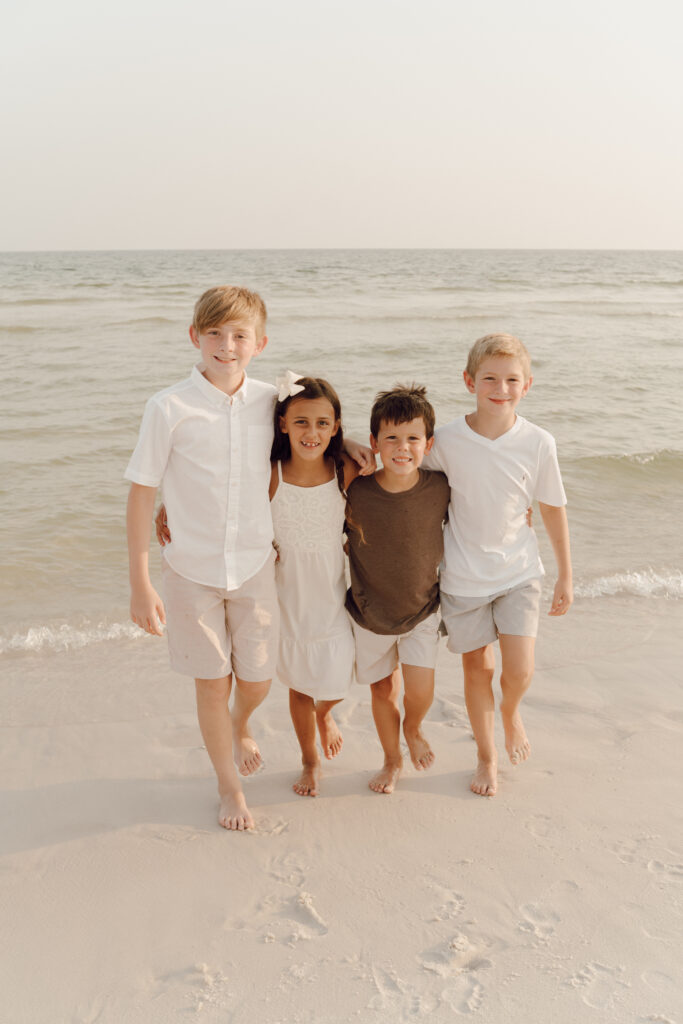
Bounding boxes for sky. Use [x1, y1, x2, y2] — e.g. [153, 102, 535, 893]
[2, 0, 682, 250]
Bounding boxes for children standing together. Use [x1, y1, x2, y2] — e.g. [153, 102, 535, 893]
[126, 284, 572, 830]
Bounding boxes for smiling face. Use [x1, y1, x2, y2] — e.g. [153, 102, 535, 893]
[278, 397, 339, 462]
[464, 355, 532, 418]
[189, 318, 267, 394]
[371, 416, 433, 488]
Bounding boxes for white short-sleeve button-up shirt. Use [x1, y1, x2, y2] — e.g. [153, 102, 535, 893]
[125, 366, 276, 590]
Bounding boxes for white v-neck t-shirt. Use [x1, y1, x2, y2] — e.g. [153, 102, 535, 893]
[424, 415, 566, 597]
[125, 366, 276, 590]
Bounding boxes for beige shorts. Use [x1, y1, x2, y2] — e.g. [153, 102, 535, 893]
[352, 611, 441, 685]
[161, 552, 279, 681]
[440, 577, 542, 655]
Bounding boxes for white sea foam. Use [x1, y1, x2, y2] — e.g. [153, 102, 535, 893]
[0, 621, 144, 655]
[574, 570, 683, 600]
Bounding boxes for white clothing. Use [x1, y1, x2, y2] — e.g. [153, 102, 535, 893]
[125, 366, 276, 590]
[270, 463, 354, 700]
[424, 415, 566, 597]
[352, 611, 441, 685]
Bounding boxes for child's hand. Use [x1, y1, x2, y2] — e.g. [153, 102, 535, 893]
[345, 438, 376, 476]
[155, 504, 171, 546]
[548, 577, 573, 616]
[131, 584, 166, 635]
[526, 506, 534, 528]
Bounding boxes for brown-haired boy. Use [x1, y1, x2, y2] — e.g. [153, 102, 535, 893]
[345, 385, 450, 793]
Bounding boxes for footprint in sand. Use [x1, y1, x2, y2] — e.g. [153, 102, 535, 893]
[523, 814, 552, 839]
[149, 963, 234, 1016]
[255, 816, 289, 837]
[568, 961, 629, 1010]
[518, 902, 561, 943]
[432, 892, 466, 923]
[366, 964, 439, 1017]
[259, 890, 329, 946]
[267, 851, 307, 887]
[425, 876, 466, 922]
[646, 858, 683, 884]
[441, 975, 484, 1015]
[420, 933, 493, 978]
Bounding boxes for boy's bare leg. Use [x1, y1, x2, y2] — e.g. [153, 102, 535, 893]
[289, 689, 321, 796]
[232, 677, 271, 776]
[462, 645, 497, 796]
[498, 634, 535, 765]
[369, 669, 403, 793]
[195, 676, 253, 830]
[401, 664, 436, 771]
[315, 698, 343, 759]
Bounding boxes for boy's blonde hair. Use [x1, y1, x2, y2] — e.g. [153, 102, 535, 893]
[466, 333, 531, 380]
[193, 286, 267, 337]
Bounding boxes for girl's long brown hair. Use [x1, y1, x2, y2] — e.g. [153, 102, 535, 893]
[271, 377, 346, 497]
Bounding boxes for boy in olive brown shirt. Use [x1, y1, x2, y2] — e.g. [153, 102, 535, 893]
[345, 385, 449, 794]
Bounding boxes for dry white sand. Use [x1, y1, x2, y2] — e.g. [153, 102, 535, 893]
[2, 596, 682, 1024]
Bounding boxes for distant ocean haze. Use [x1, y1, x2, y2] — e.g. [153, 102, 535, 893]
[1, 248, 682, 651]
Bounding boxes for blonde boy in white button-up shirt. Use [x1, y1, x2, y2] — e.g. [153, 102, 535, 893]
[126, 286, 279, 832]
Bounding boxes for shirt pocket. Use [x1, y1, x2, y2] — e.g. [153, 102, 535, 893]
[247, 425, 273, 474]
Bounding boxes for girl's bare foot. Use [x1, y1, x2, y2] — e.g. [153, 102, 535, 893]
[501, 710, 531, 765]
[218, 791, 254, 830]
[471, 758, 497, 797]
[403, 724, 435, 771]
[369, 758, 402, 794]
[316, 708, 343, 759]
[233, 728, 263, 776]
[293, 761, 321, 797]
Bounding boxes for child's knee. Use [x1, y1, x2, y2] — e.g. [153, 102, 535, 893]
[195, 675, 232, 709]
[371, 675, 398, 702]
[462, 646, 495, 678]
[501, 664, 534, 691]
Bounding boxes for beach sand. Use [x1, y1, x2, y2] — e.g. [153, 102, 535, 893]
[2, 597, 682, 1023]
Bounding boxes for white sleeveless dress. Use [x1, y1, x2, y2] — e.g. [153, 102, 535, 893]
[271, 462, 355, 699]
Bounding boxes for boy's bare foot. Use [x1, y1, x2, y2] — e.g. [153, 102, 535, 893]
[233, 728, 263, 776]
[218, 791, 254, 830]
[369, 758, 402, 794]
[293, 762, 321, 797]
[471, 758, 497, 797]
[502, 710, 531, 765]
[403, 724, 435, 771]
[316, 708, 343, 759]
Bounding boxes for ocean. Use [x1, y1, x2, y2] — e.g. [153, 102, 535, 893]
[1, 248, 682, 655]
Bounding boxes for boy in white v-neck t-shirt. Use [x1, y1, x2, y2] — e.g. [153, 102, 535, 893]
[424, 333, 572, 798]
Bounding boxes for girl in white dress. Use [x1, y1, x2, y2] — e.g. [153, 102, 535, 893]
[270, 373, 359, 797]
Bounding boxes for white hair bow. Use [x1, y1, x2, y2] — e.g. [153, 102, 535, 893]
[276, 370, 306, 402]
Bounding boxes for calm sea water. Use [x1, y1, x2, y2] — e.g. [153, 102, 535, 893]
[1, 249, 682, 653]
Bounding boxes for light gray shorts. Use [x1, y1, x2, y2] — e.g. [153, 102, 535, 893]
[440, 577, 542, 655]
[161, 551, 279, 681]
[352, 611, 441, 685]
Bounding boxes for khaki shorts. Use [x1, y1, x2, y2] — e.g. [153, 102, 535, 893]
[161, 551, 279, 681]
[440, 577, 542, 655]
[352, 611, 441, 685]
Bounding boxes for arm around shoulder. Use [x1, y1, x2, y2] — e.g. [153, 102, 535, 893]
[341, 451, 362, 491]
[538, 502, 573, 616]
[343, 437, 376, 476]
[127, 483, 166, 635]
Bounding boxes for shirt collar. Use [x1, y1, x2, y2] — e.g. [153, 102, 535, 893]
[191, 364, 249, 407]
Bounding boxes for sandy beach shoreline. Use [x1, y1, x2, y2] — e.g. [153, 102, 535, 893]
[2, 595, 682, 1023]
